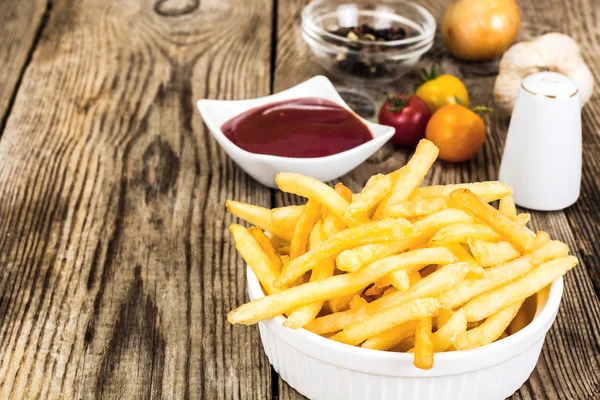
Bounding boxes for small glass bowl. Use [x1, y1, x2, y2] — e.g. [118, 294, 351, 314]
[301, 0, 436, 83]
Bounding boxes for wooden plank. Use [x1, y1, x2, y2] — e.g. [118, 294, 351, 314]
[0, 0, 273, 398]
[272, 0, 600, 398]
[0, 0, 48, 128]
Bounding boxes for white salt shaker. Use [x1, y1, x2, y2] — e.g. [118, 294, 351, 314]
[499, 71, 581, 211]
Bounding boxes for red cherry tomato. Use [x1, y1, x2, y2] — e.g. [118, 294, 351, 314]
[378, 94, 432, 147]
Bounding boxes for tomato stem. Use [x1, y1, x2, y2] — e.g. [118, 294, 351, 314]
[419, 65, 439, 84]
[386, 93, 409, 113]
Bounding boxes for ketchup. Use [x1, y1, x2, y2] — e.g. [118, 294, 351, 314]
[221, 98, 372, 158]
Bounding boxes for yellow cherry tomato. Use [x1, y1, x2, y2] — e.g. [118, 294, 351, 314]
[425, 104, 485, 163]
[415, 70, 469, 112]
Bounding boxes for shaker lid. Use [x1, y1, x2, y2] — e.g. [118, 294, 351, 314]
[522, 72, 578, 99]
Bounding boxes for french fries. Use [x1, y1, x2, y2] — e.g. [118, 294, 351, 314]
[230, 224, 283, 295]
[374, 140, 439, 218]
[362, 321, 416, 350]
[462, 256, 578, 321]
[432, 309, 467, 352]
[450, 189, 534, 251]
[429, 223, 501, 246]
[453, 301, 524, 350]
[276, 218, 417, 286]
[276, 173, 350, 220]
[227, 200, 292, 241]
[344, 174, 392, 226]
[271, 206, 304, 238]
[225, 139, 577, 370]
[331, 298, 439, 346]
[290, 200, 322, 259]
[249, 227, 283, 274]
[306, 261, 466, 335]
[467, 239, 521, 267]
[382, 197, 450, 219]
[284, 221, 334, 328]
[417, 181, 512, 201]
[414, 317, 434, 370]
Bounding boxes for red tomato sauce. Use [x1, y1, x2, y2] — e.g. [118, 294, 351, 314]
[221, 98, 372, 158]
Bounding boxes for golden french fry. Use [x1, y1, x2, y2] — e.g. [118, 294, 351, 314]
[408, 190, 424, 201]
[383, 287, 398, 296]
[309, 220, 325, 249]
[249, 227, 283, 274]
[450, 189, 533, 251]
[230, 224, 284, 295]
[344, 174, 393, 226]
[227, 200, 292, 241]
[334, 182, 354, 202]
[336, 237, 423, 273]
[409, 271, 421, 286]
[361, 321, 416, 350]
[375, 269, 410, 291]
[462, 256, 578, 322]
[331, 298, 439, 346]
[322, 212, 346, 239]
[284, 221, 334, 328]
[270, 234, 289, 250]
[276, 173, 350, 220]
[271, 206, 304, 237]
[321, 183, 353, 238]
[374, 139, 439, 218]
[507, 297, 532, 335]
[499, 195, 517, 220]
[468, 239, 521, 267]
[349, 295, 368, 309]
[277, 218, 417, 286]
[429, 223, 501, 246]
[526, 231, 551, 253]
[417, 182, 512, 201]
[436, 307, 454, 328]
[306, 261, 466, 335]
[445, 243, 484, 278]
[230, 247, 455, 325]
[290, 200, 322, 259]
[365, 284, 388, 297]
[432, 309, 467, 352]
[453, 301, 524, 350]
[515, 213, 531, 226]
[531, 240, 569, 264]
[328, 291, 360, 313]
[337, 208, 474, 273]
[439, 239, 569, 309]
[382, 197, 451, 219]
[280, 254, 290, 264]
[414, 317, 434, 369]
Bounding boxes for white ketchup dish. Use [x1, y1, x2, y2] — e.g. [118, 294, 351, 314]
[197, 76, 395, 188]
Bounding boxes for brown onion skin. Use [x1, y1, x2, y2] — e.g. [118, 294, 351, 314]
[442, 0, 521, 61]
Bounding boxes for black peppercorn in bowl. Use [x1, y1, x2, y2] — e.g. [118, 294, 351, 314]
[301, 0, 436, 83]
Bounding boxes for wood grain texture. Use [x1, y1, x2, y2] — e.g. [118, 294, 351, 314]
[273, 0, 600, 399]
[0, 0, 48, 129]
[0, 0, 273, 398]
[0, 0, 599, 398]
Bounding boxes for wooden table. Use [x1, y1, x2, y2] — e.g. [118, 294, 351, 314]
[0, 0, 599, 398]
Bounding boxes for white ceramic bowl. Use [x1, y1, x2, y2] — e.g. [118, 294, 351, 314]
[197, 76, 395, 188]
[246, 267, 564, 400]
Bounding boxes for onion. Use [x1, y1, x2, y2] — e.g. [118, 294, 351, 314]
[442, 0, 521, 61]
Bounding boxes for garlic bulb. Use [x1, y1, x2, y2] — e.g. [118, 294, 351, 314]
[494, 33, 594, 114]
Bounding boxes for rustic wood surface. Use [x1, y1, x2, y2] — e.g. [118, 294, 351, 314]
[0, 0, 598, 399]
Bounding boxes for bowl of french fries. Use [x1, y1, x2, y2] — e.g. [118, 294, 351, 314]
[226, 140, 576, 400]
